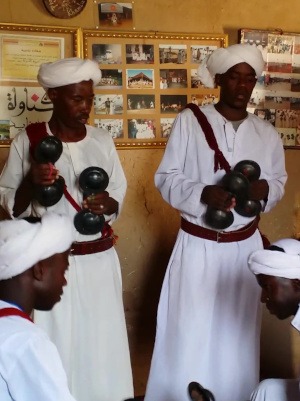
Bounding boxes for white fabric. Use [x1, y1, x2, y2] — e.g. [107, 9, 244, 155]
[144, 105, 287, 401]
[249, 238, 300, 279]
[198, 44, 265, 88]
[0, 300, 76, 401]
[292, 303, 300, 331]
[250, 307, 300, 401]
[37, 58, 101, 91]
[0, 125, 133, 401]
[250, 379, 300, 401]
[0, 212, 74, 280]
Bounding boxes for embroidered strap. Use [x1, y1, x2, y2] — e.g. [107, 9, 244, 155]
[185, 103, 231, 174]
[0, 307, 33, 322]
[26, 122, 49, 159]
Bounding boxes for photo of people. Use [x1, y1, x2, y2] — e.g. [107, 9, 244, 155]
[159, 69, 187, 89]
[97, 2, 134, 30]
[127, 95, 155, 112]
[128, 118, 156, 139]
[256, 72, 291, 91]
[266, 34, 293, 73]
[241, 28, 300, 147]
[160, 118, 175, 138]
[159, 45, 187, 64]
[126, 69, 154, 89]
[253, 108, 276, 126]
[190, 45, 217, 63]
[94, 94, 123, 115]
[126, 44, 154, 64]
[191, 68, 207, 88]
[160, 95, 187, 113]
[97, 69, 123, 89]
[92, 43, 122, 64]
[94, 118, 124, 139]
[191, 93, 218, 106]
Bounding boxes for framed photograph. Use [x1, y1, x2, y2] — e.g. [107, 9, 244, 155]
[83, 30, 227, 148]
[240, 28, 300, 149]
[94, 2, 135, 31]
[0, 23, 80, 147]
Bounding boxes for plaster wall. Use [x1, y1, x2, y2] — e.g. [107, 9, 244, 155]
[1, 0, 300, 393]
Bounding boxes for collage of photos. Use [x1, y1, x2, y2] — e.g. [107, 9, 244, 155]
[240, 28, 300, 148]
[84, 32, 225, 147]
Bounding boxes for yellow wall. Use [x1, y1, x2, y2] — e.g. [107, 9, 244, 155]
[1, 0, 300, 393]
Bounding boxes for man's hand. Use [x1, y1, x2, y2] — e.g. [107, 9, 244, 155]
[29, 160, 60, 186]
[82, 191, 119, 216]
[201, 185, 236, 212]
[248, 179, 269, 201]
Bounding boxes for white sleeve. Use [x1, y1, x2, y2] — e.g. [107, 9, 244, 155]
[6, 335, 77, 401]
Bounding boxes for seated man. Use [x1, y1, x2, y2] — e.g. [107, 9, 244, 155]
[0, 212, 76, 401]
[248, 238, 300, 401]
[187, 238, 300, 401]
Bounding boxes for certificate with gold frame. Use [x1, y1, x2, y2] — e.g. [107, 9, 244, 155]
[0, 23, 80, 147]
[83, 30, 228, 149]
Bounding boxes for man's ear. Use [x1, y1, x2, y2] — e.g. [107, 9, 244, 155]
[47, 88, 58, 102]
[215, 74, 221, 86]
[32, 262, 44, 281]
[292, 279, 300, 292]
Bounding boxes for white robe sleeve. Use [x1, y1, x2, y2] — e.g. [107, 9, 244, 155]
[5, 333, 77, 401]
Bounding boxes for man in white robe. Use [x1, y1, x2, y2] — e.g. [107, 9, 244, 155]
[0, 58, 133, 401]
[144, 44, 287, 401]
[0, 212, 76, 401]
[248, 238, 300, 401]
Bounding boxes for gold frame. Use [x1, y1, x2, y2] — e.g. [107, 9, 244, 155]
[83, 30, 227, 149]
[0, 23, 80, 148]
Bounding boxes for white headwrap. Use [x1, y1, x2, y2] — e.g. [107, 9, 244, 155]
[37, 57, 102, 91]
[0, 212, 75, 280]
[198, 44, 265, 88]
[248, 238, 300, 279]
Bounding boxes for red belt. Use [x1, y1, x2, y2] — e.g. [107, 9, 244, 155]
[70, 236, 114, 255]
[181, 216, 259, 243]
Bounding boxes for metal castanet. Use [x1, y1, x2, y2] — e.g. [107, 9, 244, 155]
[204, 207, 234, 230]
[34, 136, 64, 207]
[74, 167, 109, 235]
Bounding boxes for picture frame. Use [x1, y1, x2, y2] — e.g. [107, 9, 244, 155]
[93, 1, 135, 31]
[240, 28, 300, 149]
[83, 30, 227, 148]
[0, 23, 80, 147]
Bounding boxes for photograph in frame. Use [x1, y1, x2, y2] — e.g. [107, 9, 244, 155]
[240, 28, 300, 149]
[83, 29, 227, 148]
[94, 2, 134, 30]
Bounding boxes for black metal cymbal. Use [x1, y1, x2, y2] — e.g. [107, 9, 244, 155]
[74, 210, 105, 235]
[79, 167, 109, 195]
[188, 381, 215, 401]
[34, 136, 63, 164]
[205, 207, 234, 230]
[235, 199, 262, 217]
[234, 160, 261, 182]
[34, 176, 65, 207]
[220, 171, 249, 201]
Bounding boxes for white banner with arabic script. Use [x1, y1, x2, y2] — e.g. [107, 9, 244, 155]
[0, 86, 53, 139]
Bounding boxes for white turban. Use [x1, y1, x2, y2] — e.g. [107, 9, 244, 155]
[37, 57, 101, 91]
[248, 238, 300, 280]
[198, 44, 265, 88]
[0, 212, 75, 280]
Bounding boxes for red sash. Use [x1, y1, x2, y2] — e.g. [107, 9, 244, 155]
[185, 103, 231, 174]
[0, 307, 33, 323]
